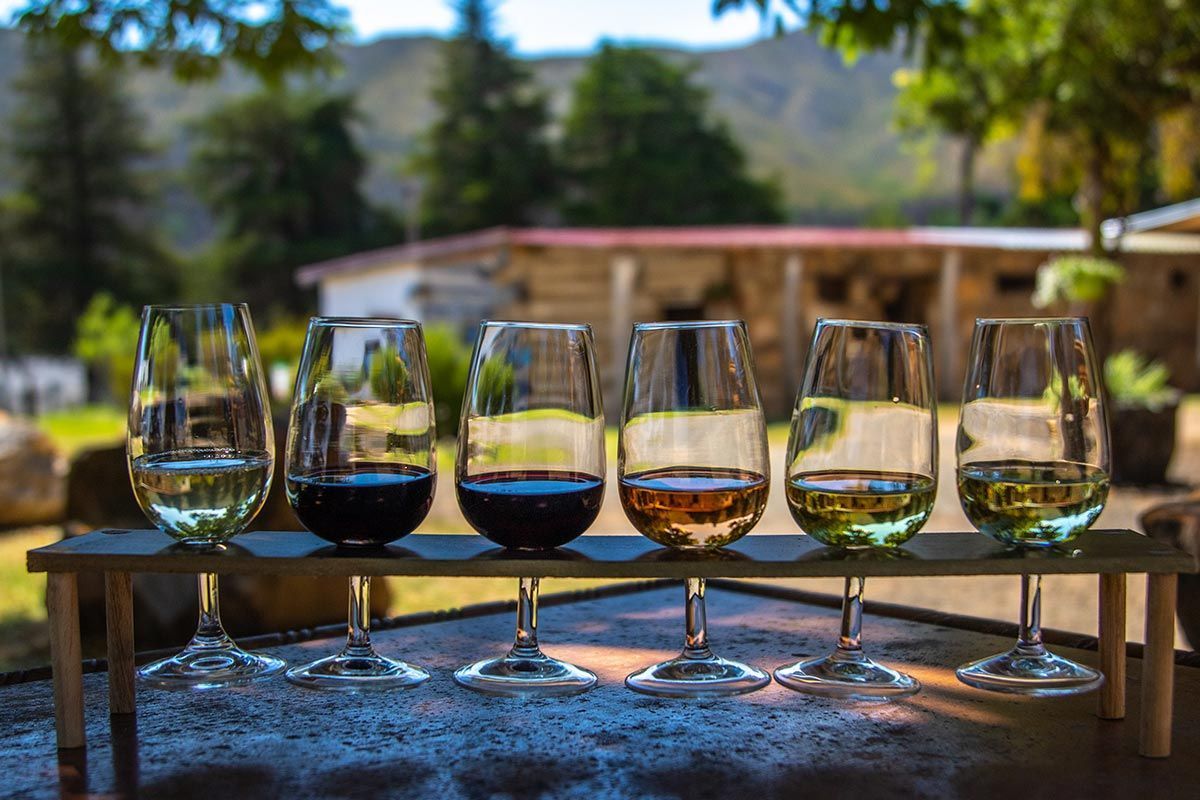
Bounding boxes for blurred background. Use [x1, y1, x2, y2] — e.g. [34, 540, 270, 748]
[1, 0, 1199, 671]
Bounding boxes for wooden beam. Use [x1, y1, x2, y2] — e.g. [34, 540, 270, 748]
[47, 572, 84, 749]
[105, 571, 136, 715]
[938, 249, 962, 397]
[1097, 573, 1126, 719]
[1140, 573, 1178, 757]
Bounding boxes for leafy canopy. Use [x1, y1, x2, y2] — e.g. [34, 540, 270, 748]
[15, 0, 348, 81]
[559, 43, 783, 225]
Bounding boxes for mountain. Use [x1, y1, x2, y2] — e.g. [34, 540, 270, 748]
[0, 28, 1011, 246]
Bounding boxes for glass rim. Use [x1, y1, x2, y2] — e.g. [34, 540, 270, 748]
[633, 319, 744, 331]
[974, 316, 1088, 325]
[142, 302, 249, 313]
[309, 315, 422, 329]
[815, 317, 928, 332]
[479, 319, 592, 332]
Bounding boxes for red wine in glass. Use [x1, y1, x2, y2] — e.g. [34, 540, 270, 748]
[287, 463, 435, 547]
[456, 469, 603, 550]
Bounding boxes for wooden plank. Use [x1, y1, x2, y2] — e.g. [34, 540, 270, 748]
[104, 571, 136, 715]
[27, 529, 1194, 579]
[1098, 573, 1127, 720]
[1140, 573, 1179, 757]
[46, 572, 84, 749]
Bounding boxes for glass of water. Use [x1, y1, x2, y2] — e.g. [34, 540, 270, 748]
[128, 303, 285, 689]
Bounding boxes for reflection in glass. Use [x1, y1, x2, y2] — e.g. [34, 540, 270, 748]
[619, 321, 771, 697]
[955, 317, 1110, 695]
[128, 303, 285, 688]
[284, 318, 435, 690]
[775, 319, 937, 699]
[453, 321, 605, 697]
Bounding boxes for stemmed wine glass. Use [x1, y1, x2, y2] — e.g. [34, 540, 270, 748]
[128, 303, 286, 688]
[955, 317, 1110, 694]
[284, 318, 436, 691]
[774, 319, 937, 699]
[453, 321, 605, 697]
[619, 320, 771, 697]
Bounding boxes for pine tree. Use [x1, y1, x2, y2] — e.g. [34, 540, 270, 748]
[559, 44, 783, 226]
[413, 0, 555, 237]
[191, 88, 399, 315]
[3, 39, 172, 353]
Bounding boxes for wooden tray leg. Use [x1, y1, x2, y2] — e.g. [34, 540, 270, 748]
[105, 571, 135, 715]
[1139, 573, 1178, 758]
[47, 572, 85, 749]
[1098, 572, 1126, 720]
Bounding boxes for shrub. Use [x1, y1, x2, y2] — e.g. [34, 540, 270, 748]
[1032, 255, 1125, 308]
[1104, 349, 1180, 411]
[73, 293, 140, 403]
[425, 324, 471, 438]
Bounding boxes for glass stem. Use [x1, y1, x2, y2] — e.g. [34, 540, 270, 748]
[510, 576, 542, 659]
[682, 577, 714, 660]
[345, 575, 375, 657]
[834, 576, 867, 662]
[1016, 574, 1048, 657]
[193, 572, 231, 649]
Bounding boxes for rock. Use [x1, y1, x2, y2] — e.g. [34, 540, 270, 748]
[0, 411, 65, 527]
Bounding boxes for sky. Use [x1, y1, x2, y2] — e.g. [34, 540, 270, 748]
[0, 1, 773, 55]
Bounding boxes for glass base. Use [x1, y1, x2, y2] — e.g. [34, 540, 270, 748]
[774, 650, 920, 700]
[625, 651, 770, 698]
[454, 649, 597, 698]
[286, 648, 430, 692]
[138, 641, 286, 690]
[956, 646, 1104, 696]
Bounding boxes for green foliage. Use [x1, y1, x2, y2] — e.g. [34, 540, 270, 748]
[16, 1, 348, 82]
[367, 343, 410, 401]
[256, 316, 310, 368]
[475, 354, 515, 417]
[1104, 350, 1180, 411]
[424, 325, 471, 438]
[1032, 255, 1125, 309]
[72, 293, 140, 403]
[412, 0, 555, 236]
[559, 44, 784, 225]
[3, 40, 175, 354]
[190, 88, 400, 316]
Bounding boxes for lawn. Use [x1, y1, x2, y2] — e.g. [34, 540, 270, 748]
[36, 404, 126, 457]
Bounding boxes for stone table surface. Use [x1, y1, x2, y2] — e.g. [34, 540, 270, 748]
[2, 581, 1198, 800]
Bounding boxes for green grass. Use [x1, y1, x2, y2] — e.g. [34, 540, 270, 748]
[36, 405, 125, 457]
[0, 527, 59, 672]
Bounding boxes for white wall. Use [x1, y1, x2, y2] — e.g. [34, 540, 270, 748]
[318, 265, 422, 319]
[0, 357, 88, 413]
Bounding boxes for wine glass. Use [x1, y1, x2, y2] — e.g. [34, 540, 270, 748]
[453, 321, 605, 697]
[284, 317, 436, 691]
[955, 317, 1110, 694]
[774, 319, 937, 699]
[619, 320, 771, 697]
[128, 303, 285, 689]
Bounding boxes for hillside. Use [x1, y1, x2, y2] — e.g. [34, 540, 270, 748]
[0, 28, 1012, 242]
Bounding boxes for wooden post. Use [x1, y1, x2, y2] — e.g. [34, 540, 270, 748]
[105, 572, 136, 715]
[1097, 573, 1126, 719]
[938, 249, 962, 398]
[609, 253, 638, 419]
[1140, 573, 1178, 757]
[780, 253, 805, 412]
[47, 572, 85, 749]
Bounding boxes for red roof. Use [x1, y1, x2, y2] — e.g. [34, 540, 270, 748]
[294, 225, 1086, 287]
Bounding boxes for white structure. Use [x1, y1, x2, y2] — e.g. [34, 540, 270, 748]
[0, 357, 88, 414]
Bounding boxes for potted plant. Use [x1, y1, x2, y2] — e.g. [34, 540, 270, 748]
[1104, 349, 1181, 485]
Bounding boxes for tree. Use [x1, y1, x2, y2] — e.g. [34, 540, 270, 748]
[16, 0, 348, 81]
[558, 44, 783, 226]
[412, 0, 555, 237]
[3, 39, 173, 353]
[190, 88, 399, 315]
[893, 3, 1021, 224]
[73, 292, 140, 403]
